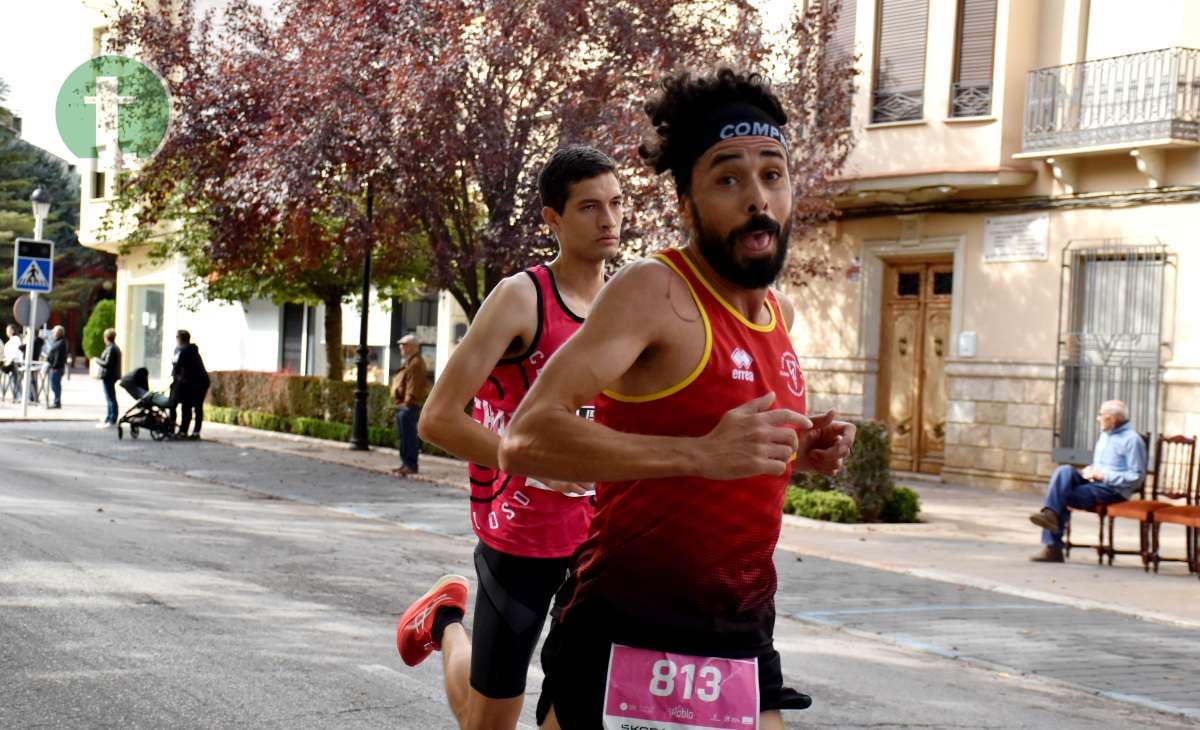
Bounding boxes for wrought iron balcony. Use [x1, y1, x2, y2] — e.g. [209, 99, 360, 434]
[872, 88, 924, 123]
[950, 82, 992, 118]
[1023, 47, 1200, 153]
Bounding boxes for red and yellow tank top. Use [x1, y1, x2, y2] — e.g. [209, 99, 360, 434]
[468, 265, 595, 558]
[562, 247, 807, 656]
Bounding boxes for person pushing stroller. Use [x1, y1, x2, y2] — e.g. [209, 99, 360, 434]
[169, 330, 210, 440]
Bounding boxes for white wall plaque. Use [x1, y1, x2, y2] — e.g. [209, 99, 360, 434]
[983, 212, 1049, 263]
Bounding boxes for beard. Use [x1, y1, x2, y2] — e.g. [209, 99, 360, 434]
[692, 208, 791, 289]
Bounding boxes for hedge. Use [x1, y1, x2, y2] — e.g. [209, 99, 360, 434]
[205, 400, 450, 455]
[207, 370, 395, 429]
[791, 420, 921, 523]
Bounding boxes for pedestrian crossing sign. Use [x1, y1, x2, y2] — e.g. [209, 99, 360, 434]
[13, 238, 54, 293]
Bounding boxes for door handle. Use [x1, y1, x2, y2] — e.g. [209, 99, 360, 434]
[898, 337, 908, 356]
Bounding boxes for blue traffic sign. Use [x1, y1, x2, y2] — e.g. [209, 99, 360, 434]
[13, 238, 53, 293]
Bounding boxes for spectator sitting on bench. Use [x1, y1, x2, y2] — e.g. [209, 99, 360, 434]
[1029, 399, 1146, 563]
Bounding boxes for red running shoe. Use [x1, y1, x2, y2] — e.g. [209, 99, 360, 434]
[396, 574, 469, 667]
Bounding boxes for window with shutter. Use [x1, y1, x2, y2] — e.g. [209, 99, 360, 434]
[872, 0, 928, 123]
[822, 0, 858, 128]
[950, 0, 997, 117]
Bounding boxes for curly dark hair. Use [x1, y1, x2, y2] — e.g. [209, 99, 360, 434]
[639, 67, 788, 195]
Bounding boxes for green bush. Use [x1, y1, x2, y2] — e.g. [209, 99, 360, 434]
[82, 299, 116, 359]
[784, 486, 860, 523]
[369, 425, 397, 448]
[881, 486, 922, 523]
[788, 420, 906, 522]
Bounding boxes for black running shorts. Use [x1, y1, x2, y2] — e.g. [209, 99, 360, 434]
[535, 612, 812, 728]
[469, 541, 571, 699]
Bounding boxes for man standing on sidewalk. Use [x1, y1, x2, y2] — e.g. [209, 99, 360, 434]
[170, 330, 210, 440]
[391, 334, 429, 477]
[95, 328, 122, 427]
[44, 326, 67, 409]
[1029, 399, 1145, 562]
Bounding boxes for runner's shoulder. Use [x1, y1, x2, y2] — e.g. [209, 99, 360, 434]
[480, 270, 539, 317]
[605, 256, 679, 297]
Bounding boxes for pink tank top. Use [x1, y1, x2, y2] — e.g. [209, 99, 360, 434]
[468, 265, 595, 558]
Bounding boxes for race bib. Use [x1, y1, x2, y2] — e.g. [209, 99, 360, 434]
[602, 644, 759, 730]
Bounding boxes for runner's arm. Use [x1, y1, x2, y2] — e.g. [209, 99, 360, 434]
[417, 275, 535, 469]
[500, 261, 809, 483]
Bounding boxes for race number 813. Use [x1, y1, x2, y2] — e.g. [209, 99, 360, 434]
[648, 659, 721, 701]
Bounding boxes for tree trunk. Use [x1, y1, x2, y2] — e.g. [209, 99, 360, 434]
[323, 296, 344, 381]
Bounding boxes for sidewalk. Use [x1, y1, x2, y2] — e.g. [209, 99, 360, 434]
[10, 375, 1195, 628]
[0, 366, 107, 422]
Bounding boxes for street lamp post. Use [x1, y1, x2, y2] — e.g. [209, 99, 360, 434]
[21, 187, 51, 418]
[349, 182, 373, 451]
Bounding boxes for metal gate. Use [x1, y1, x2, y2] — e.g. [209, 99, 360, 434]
[1053, 239, 1170, 464]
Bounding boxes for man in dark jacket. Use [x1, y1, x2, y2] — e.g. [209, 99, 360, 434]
[95, 328, 122, 427]
[44, 325, 67, 409]
[170, 330, 211, 440]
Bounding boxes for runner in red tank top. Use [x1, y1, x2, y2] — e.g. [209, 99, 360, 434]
[394, 146, 624, 729]
[501, 69, 858, 730]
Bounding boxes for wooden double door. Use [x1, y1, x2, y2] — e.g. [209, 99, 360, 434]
[878, 260, 953, 474]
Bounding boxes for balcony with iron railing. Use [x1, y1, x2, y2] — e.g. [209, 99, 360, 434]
[1020, 47, 1200, 155]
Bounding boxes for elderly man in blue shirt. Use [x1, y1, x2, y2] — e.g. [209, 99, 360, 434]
[1029, 399, 1147, 562]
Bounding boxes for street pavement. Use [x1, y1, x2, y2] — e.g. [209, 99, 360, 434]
[3, 420, 1199, 728]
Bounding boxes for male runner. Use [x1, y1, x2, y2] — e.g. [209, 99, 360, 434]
[500, 69, 857, 730]
[395, 145, 623, 729]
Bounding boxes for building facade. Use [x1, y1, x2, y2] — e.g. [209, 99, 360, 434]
[793, 0, 1200, 490]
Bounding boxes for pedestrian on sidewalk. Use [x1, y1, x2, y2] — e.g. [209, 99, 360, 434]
[170, 330, 210, 440]
[95, 328, 122, 427]
[2, 324, 21, 401]
[1029, 399, 1145, 562]
[390, 334, 429, 476]
[44, 326, 67, 409]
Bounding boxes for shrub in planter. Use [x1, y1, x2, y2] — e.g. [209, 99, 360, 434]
[840, 421, 895, 522]
[82, 299, 116, 359]
[787, 420, 898, 522]
[784, 486, 859, 523]
[881, 485, 921, 523]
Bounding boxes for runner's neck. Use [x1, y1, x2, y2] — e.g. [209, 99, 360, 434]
[546, 255, 606, 315]
[681, 244, 772, 325]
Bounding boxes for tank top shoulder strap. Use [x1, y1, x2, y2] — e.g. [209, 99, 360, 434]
[655, 248, 779, 334]
[497, 265, 546, 365]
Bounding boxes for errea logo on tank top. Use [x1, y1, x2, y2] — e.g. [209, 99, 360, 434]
[731, 347, 755, 382]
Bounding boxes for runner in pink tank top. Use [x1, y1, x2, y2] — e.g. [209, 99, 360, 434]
[468, 263, 594, 558]
[394, 146, 624, 729]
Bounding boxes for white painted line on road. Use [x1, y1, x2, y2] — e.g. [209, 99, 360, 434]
[798, 602, 1061, 618]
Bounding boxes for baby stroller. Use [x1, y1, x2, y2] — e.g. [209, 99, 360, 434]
[117, 367, 175, 441]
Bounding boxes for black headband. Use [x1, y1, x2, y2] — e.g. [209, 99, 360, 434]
[669, 102, 788, 194]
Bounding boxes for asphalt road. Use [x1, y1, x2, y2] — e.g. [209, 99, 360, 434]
[2, 422, 1195, 729]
